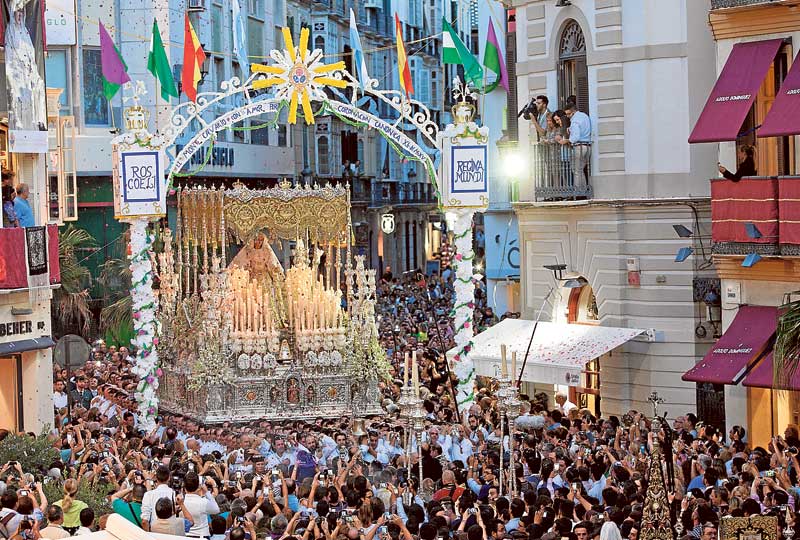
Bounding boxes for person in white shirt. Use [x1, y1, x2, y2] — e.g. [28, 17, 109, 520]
[181, 472, 220, 538]
[555, 392, 577, 416]
[140, 466, 176, 531]
[52, 381, 68, 410]
[556, 103, 592, 189]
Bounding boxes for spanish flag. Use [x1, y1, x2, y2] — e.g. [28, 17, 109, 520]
[395, 13, 414, 96]
[181, 14, 206, 102]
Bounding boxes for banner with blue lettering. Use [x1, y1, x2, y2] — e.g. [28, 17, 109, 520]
[113, 147, 167, 219]
[439, 137, 489, 209]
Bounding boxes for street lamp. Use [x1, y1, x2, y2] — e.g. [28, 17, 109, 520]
[503, 151, 524, 202]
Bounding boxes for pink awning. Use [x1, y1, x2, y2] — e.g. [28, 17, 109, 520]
[741, 351, 800, 390]
[760, 53, 800, 137]
[689, 39, 783, 143]
[682, 305, 778, 384]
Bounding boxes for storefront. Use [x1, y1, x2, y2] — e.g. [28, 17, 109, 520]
[0, 225, 61, 433]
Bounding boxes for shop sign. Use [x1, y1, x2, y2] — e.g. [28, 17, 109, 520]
[0, 304, 50, 344]
[113, 148, 167, 219]
[44, 0, 77, 46]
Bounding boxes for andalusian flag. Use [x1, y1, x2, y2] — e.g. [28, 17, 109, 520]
[395, 13, 414, 96]
[99, 21, 130, 101]
[181, 14, 207, 102]
[483, 19, 509, 93]
[147, 19, 178, 100]
[441, 17, 483, 89]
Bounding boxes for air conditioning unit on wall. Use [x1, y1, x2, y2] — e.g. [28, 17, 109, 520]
[188, 0, 207, 12]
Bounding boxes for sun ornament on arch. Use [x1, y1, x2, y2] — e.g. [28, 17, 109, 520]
[251, 26, 349, 125]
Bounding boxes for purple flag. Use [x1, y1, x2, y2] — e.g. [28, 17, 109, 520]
[99, 21, 130, 101]
[485, 19, 509, 93]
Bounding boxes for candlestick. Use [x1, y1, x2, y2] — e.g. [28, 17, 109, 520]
[500, 344, 508, 378]
[404, 352, 409, 387]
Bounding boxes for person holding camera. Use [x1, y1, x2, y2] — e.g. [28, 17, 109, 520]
[520, 95, 551, 142]
[140, 465, 175, 532]
[182, 472, 220, 538]
[53, 480, 86, 535]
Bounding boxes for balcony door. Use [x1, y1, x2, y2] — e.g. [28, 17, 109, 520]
[558, 21, 589, 113]
[741, 44, 795, 176]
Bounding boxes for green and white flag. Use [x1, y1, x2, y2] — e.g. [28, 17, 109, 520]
[441, 18, 484, 88]
[147, 19, 178, 101]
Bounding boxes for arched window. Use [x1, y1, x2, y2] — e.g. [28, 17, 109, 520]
[558, 20, 589, 113]
[314, 35, 325, 55]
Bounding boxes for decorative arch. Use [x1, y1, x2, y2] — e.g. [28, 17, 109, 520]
[159, 72, 441, 190]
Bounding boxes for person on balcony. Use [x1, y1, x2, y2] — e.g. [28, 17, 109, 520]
[718, 145, 756, 182]
[556, 103, 592, 190]
[13, 183, 34, 228]
[531, 95, 552, 142]
[2, 185, 19, 228]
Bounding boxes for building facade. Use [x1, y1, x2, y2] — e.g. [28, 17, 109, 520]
[680, 0, 800, 449]
[506, 0, 719, 417]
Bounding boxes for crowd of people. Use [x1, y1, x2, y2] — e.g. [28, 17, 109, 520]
[2, 268, 800, 540]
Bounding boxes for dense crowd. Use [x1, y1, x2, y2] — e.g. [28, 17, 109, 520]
[2, 268, 800, 540]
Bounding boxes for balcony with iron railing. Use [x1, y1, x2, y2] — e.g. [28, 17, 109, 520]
[529, 142, 593, 201]
[711, 176, 800, 256]
[711, 0, 780, 9]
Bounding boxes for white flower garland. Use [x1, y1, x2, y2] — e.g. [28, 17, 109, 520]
[450, 209, 478, 412]
[128, 218, 161, 431]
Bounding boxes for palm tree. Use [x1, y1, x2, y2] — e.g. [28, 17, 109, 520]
[53, 226, 95, 337]
[775, 296, 800, 387]
[97, 255, 132, 346]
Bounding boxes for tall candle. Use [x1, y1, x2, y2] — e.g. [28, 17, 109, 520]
[500, 344, 508, 378]
[404, 352, 410, 387]
[412, 350, 419, 398]
[511, 351, 517, 384]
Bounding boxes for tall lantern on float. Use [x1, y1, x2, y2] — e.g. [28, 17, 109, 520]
[438, 77, 490, 413]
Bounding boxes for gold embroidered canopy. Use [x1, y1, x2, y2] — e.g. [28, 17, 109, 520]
[176, 181, 351, 247]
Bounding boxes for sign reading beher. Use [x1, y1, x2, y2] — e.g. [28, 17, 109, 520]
[44, 0, 77, 46]
[439, 137, 489, 209]
[113, 148, 167, 219]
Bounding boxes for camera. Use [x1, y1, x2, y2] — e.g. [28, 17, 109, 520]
[467, 508, 478, 515]
[518, 98, 537, 120]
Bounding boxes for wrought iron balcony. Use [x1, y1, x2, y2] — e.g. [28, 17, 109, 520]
[711, 0, 779, 9]
[531, 142, 593, 201]
[369, 181, 437, 206]
[711, 176, 800, 255]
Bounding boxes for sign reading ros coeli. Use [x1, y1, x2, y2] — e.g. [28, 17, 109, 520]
[113, 149, 167, 219]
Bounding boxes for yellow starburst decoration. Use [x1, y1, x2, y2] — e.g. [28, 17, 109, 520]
[251, 27, 348, 125]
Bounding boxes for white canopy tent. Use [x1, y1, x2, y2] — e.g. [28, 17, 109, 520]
[77, 514, 186, 540]
[454, 318, 646, 386]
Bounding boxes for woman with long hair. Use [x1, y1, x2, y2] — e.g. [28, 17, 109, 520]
[54, 479, 88, 535]
[718, 145, 756, 182]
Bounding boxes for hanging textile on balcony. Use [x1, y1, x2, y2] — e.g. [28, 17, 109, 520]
[25, 225, 49, 305]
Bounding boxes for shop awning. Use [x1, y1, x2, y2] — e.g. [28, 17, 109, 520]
[759, 52, 800, 137]
[689, 39, 783, 143]
[742, 351, 800, 390]
[682, 305, 777, 384]
[0, 337, 55, 356]
[457, 318, 645, 386]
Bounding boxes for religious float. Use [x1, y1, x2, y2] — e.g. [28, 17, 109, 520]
[149, 181, 387, 423]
